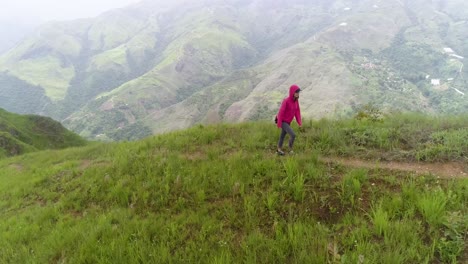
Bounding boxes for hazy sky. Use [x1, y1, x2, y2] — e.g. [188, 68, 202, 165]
[0, 0, 141, 22]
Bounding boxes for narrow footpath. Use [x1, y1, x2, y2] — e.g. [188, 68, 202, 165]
[321, 157, 467, 179]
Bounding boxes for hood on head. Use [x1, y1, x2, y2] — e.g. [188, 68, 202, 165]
[289, 84, 301, 98]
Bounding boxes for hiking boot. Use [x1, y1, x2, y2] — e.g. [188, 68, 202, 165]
[277, 150, 285, 156]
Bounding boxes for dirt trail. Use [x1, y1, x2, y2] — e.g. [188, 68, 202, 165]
[8, 163, 23, 171]
[321, 157, 467, 179]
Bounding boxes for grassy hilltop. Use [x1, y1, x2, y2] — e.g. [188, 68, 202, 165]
[0, 114, 467, 263]
[0, 108, 86, 158]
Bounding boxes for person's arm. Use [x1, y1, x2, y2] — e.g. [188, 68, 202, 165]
[295, 103, 302, 127]
[277, 99, 287, 128]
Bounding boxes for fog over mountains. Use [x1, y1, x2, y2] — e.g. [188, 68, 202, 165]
[0, 20, 37, 54]
[0, 0, 467, 140]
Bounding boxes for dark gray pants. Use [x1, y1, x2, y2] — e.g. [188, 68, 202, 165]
[278, 122, 296, 149]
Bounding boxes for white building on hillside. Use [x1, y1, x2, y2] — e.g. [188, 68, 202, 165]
[431, 79, 441, 86]
[443, 48, 455, 54]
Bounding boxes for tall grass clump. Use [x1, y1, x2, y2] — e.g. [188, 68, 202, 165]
[437, 211, 466, 263]
[280, 158, 307, 202]
[370, 201, 389, 237]
[416, 188, 448, 226]
[340, 169, 368, 207]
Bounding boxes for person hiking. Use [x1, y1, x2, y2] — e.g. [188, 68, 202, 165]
[275, 84, 302, 155]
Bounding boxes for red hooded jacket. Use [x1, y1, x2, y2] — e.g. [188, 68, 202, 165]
[276, 84, 302, 128]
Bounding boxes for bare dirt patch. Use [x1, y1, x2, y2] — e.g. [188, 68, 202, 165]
[182, 151, 207, 161]
[79, 160, 93, 170]
[79, 160, 112, 170]
[8, 163, 23, 171]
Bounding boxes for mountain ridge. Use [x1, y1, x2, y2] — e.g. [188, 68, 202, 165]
[0, 0, 467, 140]
[0, 108, 86, 158]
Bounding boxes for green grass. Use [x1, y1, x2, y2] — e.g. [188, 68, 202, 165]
[305, 112, 468, 162]
[88, 47, 129, 71]
[0, 114, 466, 263]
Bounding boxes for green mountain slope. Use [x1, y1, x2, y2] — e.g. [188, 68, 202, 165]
[0, 0, 467, 140]
[0, 114, 466, 262]
[0, 72, 52, 114]
[0, 108, 86, 158]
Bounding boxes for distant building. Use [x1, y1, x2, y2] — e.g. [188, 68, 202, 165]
[431, 79, 440, 86]
[361, 62, 376, 69]
[443, 48, 455, 54]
